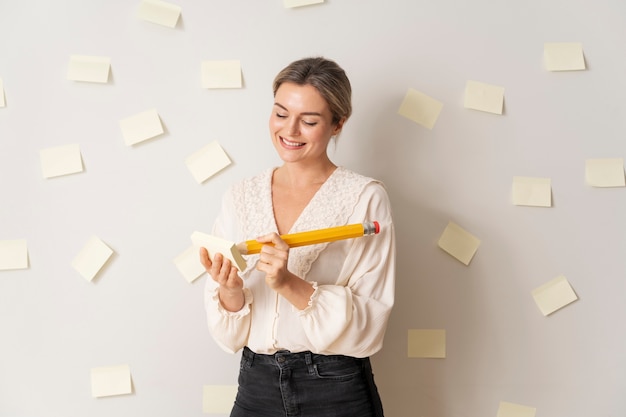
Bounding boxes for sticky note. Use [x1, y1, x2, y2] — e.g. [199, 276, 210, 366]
[137, 0, 181, 28]
[408, 329, 446, 358]
[512, 176, 552, 207]
[71, 236, 114, 282]
[532, 275, 578, 316]
[0, 239, 28, 270]
[585, 158, 625, 187]
[398, 88, 443, 130]
[0, 78, 5, 107]
[497, 401, 537, 417]
[119, 109, 164, 146]
[67, 55, 111, 83]
[203, 385, 238, 414]
[464, 80, 505, 115]
[437, 222, 480, 265]
[284, 0, 324, 7]
[191, 231, 247, 271]
[544, 43, 586, 71]
[39, 144, 83, 179]
[201, 60, 242, 89]
[185, 141, 231, 184]
[91, 364, 132, 398]
[173, 245, 206, 283]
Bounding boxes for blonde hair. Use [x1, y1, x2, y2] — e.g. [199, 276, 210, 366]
[273, 57, 352, 126]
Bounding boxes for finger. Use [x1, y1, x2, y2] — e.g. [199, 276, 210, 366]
[219, 256, 232, 276]
[226, 266, 241, 285]
[260, 234, 290, 254]
[256, 233, 288, 249]
[209, 253, 227, 283]
[199, 247, 212, 269]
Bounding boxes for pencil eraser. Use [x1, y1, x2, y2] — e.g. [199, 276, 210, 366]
[373, 221, 380, 234]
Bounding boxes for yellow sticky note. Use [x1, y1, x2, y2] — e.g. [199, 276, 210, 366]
[398, 88, 443, 130]
[585, 158, 625, 187]
[512, 176, 552, 207]
[91, 365, 132, 398]
[464, 80, 505, 115]
[137, 0, 181, 28]
[39, 144, 83, 179]
[71, 236, 114, 282]
[437, 222, 480, 265]
[0, 239, 28, 271]
[408, 329, 446, 358]
[284, 0, 324, 8]
[67, 55, 111, 83]
[544, 43, 586, 71]
[201, 60, 242, 89]
[185, 141, 231, 184]
[119, 109, 164, 146]
[0, 78, 5, 107]
[202, 385, 238, 414]
[532, 275, 578, 316]
[173, 245, 205, 283]
[497, 401, 537, 417]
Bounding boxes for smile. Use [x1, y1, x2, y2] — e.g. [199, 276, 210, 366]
[280, 137, 305, 147]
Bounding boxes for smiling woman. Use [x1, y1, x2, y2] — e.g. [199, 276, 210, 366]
[199, 57, 396, 417]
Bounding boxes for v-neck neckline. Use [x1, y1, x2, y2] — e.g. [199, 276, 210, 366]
[269, 166, 340, 235]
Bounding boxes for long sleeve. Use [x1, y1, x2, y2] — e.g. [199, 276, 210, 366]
[203, 187, 253, 354]
[296, 182, 395, 357]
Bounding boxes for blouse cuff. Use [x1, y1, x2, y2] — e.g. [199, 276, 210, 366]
[213, 287, 253, 318]
[297, 281, 319, 315]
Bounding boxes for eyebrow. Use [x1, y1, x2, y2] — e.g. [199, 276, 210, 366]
[273, 102, 322, 117]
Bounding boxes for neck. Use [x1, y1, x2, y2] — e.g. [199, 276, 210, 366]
[276, 160, 337, 189]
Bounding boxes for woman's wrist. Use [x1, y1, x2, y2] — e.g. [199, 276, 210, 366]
[218, 287, 245, 312]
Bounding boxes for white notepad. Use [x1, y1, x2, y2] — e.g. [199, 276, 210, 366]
[191, 231, 247, 271]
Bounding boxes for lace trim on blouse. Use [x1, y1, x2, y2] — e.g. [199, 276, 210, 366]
[231, 166, 374, 279]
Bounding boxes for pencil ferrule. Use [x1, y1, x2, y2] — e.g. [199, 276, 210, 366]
[363, 221, 377, 236]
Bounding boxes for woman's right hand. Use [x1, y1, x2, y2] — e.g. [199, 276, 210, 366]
[199, 248, 245, 312]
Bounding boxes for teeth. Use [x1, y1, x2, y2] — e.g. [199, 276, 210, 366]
[282, 137, 304, 147]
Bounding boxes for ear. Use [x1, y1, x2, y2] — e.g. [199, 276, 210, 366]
[333, 117, 346, 135]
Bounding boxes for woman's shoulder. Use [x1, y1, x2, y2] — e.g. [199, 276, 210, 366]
[334, 166, 387, 193]
[228, 168, 274, 193]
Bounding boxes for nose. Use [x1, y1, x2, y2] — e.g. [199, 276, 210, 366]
[286, 118, 299, 135]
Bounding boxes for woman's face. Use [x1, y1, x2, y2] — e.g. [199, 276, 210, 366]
[269, 82, 343, 166]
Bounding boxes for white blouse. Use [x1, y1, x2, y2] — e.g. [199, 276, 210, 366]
[204, 166, 395, 358]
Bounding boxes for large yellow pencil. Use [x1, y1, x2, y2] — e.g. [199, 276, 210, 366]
[236, 221, 380, 255]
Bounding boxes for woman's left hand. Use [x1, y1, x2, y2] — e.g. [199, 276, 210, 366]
[255, 232, 294, 290]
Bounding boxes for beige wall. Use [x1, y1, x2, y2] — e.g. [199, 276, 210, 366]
[1, 1, 625, 416]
